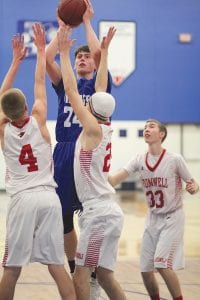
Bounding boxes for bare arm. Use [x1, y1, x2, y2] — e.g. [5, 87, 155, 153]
[0, 34, 27, 96]
[45, 33, 62, 86]
[83, 0, 101, 69]
[31, 23, 47, 126]
[57, 25, 100, 137]
[0, 34, 27, 139]
[95, 26, 116, 92]
[108, 169, 129, 187]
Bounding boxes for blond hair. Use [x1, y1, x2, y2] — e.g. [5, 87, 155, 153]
[1, 88, 26, 120]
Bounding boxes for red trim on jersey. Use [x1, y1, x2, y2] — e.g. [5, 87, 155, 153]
[11, 117, 30, 128]
[98, 121, 111, 126]
[146, 149, 166, 172]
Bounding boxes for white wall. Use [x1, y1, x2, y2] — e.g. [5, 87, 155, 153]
[0, 121, 200, 189]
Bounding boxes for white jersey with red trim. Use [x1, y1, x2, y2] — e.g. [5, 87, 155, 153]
[124, 149, 192, 214]
[2, 116, 57, 196]
[74, 123, 115, 203]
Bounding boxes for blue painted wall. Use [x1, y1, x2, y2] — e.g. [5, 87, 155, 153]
[0, 0, 200, 122]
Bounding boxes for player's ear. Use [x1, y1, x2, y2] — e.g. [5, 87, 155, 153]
[160, 131, 165, 141]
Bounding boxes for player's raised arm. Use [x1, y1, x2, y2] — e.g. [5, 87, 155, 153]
[0, 34, 27, 97]
[0, 34, 27, 135]
[95, 26, 116, 92]
[83, 0, 101, 69]
[31, 23, 47, 125]
[45, 13, 67, 86]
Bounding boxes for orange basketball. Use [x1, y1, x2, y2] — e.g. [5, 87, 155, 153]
[58, 0, 86, 27]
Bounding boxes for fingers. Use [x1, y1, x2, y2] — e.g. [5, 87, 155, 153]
[12, 33, 23, 49]
[101, 26, 116, 49]
[83, 0, 94, 20]
[186, 179, 199, 194]
[57, 26, 76, 51]
[32, 22, 45, 38]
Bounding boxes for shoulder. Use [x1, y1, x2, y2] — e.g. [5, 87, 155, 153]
[165, 151, 184, 161]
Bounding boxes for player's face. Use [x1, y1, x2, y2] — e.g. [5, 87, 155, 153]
[74, 51, 96, 77]
[143, 122, 163, 145]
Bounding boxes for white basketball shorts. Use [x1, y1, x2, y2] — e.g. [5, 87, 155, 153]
[2, 186, 65, 267]
[75, 199, 124, 271]
[140, 208, 185, 272]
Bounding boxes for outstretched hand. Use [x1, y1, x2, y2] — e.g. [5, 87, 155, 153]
[32, 23, 46, 51]
[101, 26, 116, 50]
[57, 26, 76, 53]
[12, 34, 28, 62]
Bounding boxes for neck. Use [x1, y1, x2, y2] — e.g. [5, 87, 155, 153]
[148, 143, 163, 155]
[77, 72, 94, 80]
[12, 114, 29, 126]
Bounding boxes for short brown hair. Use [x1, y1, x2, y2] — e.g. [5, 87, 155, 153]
[146, 119, 167, 143]
[1, 88, 26, 120]
[74, 45, 90, 58]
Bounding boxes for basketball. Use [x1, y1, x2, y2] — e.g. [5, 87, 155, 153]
[58, 0, 86, 27]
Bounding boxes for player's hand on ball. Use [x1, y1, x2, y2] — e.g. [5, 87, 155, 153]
[82, 0, 94, 23]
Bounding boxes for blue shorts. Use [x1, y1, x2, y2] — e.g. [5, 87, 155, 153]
[53, 142, 82, 215]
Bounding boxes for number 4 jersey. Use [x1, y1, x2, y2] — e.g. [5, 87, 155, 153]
[124, 149, 192, 214]
[2, 116, 57, 196]
[74, 123, 115, 204]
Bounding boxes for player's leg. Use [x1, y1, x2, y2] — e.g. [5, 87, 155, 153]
[0, 266, 21, 300]
[140, 214, 160, 299]
[48, 264, 76, 300]
[63, 212, 77, 274]
[73, 265, 91, 300]
[90, 268, 101, 300]
[141, 271, 160, 300]
[154, 209, 184, 299]
[157, 268, 182, 299]
[33, 189, 76, 300]
[94, 202, 125, 299]
[97, 267, 126, 300]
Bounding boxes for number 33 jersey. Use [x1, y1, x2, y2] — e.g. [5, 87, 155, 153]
[2, 116, 57, 196]
[124, 149, 192, 214]
[74, 123, 115, 204]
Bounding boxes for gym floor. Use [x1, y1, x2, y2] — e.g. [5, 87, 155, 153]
[0, 190, 199, 299]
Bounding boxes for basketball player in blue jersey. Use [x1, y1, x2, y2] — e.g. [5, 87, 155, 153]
[58, 24, 126, 300]
[46, 0, 112, 285]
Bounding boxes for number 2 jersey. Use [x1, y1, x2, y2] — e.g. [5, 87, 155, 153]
[124, 149, 192, 214]
[74, 123, 115, 204]
[2, 116, 57, 196]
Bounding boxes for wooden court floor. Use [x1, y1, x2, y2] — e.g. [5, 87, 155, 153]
[0, 190, 200, 299]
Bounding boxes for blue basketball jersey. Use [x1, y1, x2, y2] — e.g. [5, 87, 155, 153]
[53, 72, 112, 143]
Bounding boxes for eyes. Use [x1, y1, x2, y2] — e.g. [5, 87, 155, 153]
[144, 123, 156, 130]
[76, 54, 91, 60]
